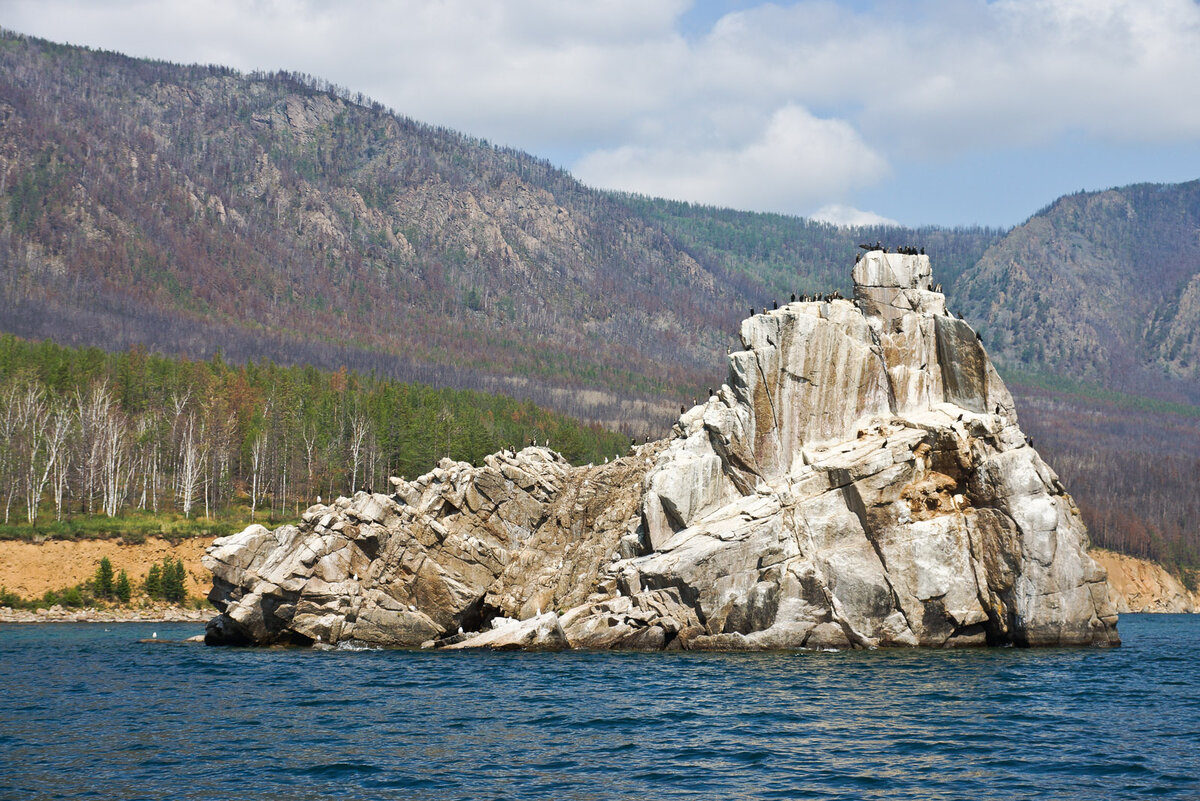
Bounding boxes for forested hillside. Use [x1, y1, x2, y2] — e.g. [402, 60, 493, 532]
[618, 197, 1004, 304]
[0, 31, 997, 431]
[958, 181, 1200, 403]
[0, 31, 1196, 574]
[0, 31, 739, 430]
[0, 335, 627, 532]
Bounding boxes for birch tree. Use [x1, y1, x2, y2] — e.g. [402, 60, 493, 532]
[176, 412, 205, 518]
[349, 408, 369, 494]
[249, 429, 267, 520]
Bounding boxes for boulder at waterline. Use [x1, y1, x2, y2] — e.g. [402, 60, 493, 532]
[204, 251, 1119, 650]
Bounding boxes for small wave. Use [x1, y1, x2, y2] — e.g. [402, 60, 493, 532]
[336, 640, 382, 652]
[302, 761, 383, 778]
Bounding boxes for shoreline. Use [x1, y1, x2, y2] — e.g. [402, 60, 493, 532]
[0, 603, 210, 624]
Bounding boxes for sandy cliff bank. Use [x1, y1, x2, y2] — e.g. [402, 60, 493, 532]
[0, 536, 210, 599]
[1091, 549, 1198, 613]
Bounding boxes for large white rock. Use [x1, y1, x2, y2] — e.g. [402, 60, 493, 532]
[204, 252, 1119, 650]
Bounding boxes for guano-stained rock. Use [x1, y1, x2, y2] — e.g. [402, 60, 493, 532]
[204, 251, 1120, 650]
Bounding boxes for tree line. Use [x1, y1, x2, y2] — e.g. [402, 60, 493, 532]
[0, 335, 629, 528]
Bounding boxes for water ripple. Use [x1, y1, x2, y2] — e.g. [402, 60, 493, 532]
[1, 616, 1199, 799]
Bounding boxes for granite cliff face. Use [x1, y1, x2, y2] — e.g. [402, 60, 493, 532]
[204, 252, 1120, 650]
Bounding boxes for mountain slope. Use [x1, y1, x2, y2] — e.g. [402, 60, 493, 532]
[957, 181, 1200, 403]
[0, 32, 740, 427]
[1, 31, 1197, 572]
[0, 31, 1000, 429]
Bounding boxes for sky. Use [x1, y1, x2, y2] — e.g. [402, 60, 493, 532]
[4, 0, 1200, 228]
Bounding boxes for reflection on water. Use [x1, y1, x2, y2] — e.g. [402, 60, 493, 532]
[1, 616, 1198, 800]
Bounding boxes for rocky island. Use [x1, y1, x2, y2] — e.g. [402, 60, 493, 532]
[204, 251, 1120, 650]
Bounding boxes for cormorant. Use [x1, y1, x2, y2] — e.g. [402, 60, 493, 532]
[790, 293, 796, 302]
[708, 387, 714, 397]
[858, 243, 872, 250]
[995, 404, 1001, 415]
[750, 307, 755, 316]
[772, 300, 778, 310]
[680, 405, 686, 414]
[919, 247, 925, 255]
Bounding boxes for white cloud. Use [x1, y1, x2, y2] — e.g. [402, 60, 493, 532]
[810, 204, 900, 228]
[574, 104, 889, 215]
[693, 0, 1200, 155]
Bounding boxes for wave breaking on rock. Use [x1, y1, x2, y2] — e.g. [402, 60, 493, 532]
[204, 251, 1120, 650]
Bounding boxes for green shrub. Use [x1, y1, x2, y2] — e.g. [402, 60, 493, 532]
[60, 586, 84, 607]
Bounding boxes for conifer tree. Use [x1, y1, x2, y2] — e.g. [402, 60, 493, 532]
[114, 569, 131, 604]
[93, 557, 113, 599]
[162, 558, 187, 604]
[144, 563, 162, 599]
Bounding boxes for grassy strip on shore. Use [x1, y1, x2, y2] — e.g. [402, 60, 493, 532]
[0, 507, 297, 543]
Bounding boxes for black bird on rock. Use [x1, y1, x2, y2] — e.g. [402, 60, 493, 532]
[772, 300, 778, 310]
[791, 293, 796, 302]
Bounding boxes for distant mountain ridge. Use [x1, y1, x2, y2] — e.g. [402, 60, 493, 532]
[958, 181, 1200, 403]
[1, 30, 1198, 572]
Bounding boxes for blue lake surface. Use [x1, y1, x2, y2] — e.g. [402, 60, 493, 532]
[1, 614, 1198, 800]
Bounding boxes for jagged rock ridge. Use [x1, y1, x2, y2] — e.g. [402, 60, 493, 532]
[204, 252, 1120, 650]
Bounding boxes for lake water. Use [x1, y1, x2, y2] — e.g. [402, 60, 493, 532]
[1, 614, 1197, 800]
